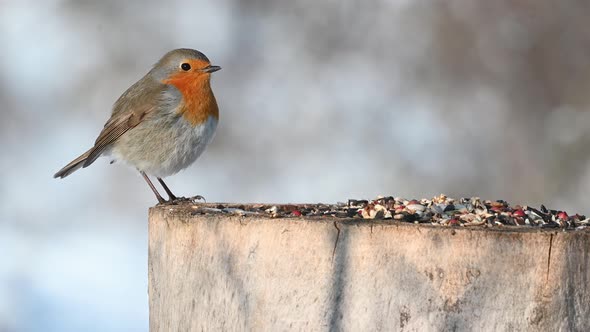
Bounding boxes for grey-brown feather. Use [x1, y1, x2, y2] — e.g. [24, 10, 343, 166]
[83, 76, 169, 167]
[53, 148, 92, 178]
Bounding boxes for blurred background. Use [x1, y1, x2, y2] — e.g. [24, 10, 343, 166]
[2, 0, 590, 330]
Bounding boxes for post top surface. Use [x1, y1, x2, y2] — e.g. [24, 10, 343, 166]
[150, 195, 590, 234]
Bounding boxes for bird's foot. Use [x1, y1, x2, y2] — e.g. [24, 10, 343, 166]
[155, 195, 206, 205]
[161, 195, 206, 205]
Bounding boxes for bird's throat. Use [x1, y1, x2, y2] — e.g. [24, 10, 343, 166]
[163, 74, 219, 126]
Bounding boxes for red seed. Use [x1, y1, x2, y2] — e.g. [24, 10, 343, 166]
[513, 209, 525, 217]
[557, 211, 569, 220]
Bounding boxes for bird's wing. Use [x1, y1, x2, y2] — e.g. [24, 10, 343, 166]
[82, 78, 172, 168]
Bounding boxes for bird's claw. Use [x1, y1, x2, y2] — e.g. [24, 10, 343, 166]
[191, 195, 206, 203]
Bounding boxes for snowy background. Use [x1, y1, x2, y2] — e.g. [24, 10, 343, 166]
[2, 0, 590, 331]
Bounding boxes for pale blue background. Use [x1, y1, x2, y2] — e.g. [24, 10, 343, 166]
[2, 1, 590, 331]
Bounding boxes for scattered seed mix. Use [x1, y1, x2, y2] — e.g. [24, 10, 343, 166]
[183, 194, 588, 230]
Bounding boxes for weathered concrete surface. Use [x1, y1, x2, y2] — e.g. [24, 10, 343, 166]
[148, 205, 590, 332]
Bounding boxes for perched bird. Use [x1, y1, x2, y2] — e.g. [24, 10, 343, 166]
[54, 48, 221, 204]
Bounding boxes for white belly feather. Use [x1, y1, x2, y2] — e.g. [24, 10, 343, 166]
[110, 115, 218, 178]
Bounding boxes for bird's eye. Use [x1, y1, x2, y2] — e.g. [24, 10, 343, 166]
[181, 63, 191, 71]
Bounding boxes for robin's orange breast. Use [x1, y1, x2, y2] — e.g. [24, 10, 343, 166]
[163, 73, 219, 126]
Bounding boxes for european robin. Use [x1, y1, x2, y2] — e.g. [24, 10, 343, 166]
[54, 48, 221, 204]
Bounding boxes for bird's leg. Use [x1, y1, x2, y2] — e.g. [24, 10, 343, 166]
[140, 171, 166, 204]
[157, 177, 178, 201]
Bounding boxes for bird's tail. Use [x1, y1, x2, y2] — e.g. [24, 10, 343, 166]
[54, 149, 93, 179]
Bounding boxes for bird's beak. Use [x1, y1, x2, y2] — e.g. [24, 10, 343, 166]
[202, 65, 221, 73]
